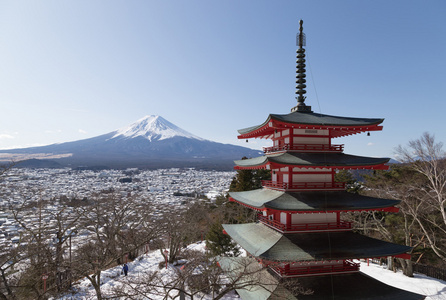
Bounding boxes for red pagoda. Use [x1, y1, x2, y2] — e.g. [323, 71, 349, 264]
[221, 20, 425, 299]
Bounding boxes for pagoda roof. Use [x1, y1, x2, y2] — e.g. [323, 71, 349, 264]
[238, 111, 384, 139]
[234, 152, 390, 170]
[228, 189, 400, 212]
[218, 257, 424, 299]
[223, 223, 411, 262]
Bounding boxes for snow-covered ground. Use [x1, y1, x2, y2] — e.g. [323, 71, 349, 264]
[60, 242, 446, 299]
[359, 260, 446, 300]
[58, 242, 240, 299]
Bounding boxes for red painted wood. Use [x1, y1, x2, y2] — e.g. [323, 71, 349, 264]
[263, 144, 344, 153]
[270, 260, 360, 277]
[258, 214, 352, 232]
[261, 180, 345, 191]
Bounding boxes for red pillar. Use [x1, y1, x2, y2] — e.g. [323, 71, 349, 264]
[42, 274, 48, 293]
[286, 213, 292, 231]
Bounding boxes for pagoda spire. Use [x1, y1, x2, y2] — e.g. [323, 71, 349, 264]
[292, 19, 312, 113]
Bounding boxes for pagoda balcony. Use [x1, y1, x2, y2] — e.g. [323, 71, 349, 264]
[261, 180, 345, 191]
[263, 144, 344, 154]
[258, 214, 352, 233]
[270, 260, 359, 278]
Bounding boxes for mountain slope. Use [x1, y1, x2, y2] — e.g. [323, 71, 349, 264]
[0, 116, 262, 169]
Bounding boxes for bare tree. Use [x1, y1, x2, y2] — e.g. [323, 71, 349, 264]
[396, 132, 446, 262]
[110, 249, 312, 299]
[158, 211, 195, 265]
[5, 196, 57, 299]
[362, 165, 427, 276]
[0, 246, 20, 300]
[71, 193, 159, 300]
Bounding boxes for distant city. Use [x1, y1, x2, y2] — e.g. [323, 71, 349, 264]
[0, 167, 235, 249]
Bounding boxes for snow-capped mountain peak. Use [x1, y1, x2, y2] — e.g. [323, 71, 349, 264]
[111, 115, 203, 142]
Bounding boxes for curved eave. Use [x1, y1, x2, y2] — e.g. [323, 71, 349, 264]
[228, 189, 401, 213]
[223, 223, 412, 262]
[237, 113, 384, 139]
[234, 153, 390, 171]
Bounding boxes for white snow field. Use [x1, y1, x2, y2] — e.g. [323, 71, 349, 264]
[59, 241, 446, 299]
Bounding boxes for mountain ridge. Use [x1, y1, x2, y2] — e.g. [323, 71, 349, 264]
[0, 115, 262, 170]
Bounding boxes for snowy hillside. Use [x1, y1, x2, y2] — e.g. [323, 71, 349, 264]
[61, 241, 446, 300]
[59, 242, 240, 300]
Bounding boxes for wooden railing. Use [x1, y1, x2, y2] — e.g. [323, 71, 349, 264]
[271, 260, 359, 277]
[258, 214, 286, 231]
[263, 144, 344, 154]
[258, 215, 352, 232]
[261, 180, 345, 191]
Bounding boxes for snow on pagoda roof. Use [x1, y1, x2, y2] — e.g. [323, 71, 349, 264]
[222, 223, 411, 262]
[238, 111, 384, 139]
[234, 152, 390, 170]
[228, 189, 400, 212]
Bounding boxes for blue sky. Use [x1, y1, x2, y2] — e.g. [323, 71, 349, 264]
[0, 0, 445, 159]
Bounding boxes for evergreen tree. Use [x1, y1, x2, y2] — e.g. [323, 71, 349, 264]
[229, 157, 271, 192]
[205, 222, 240, 257]
[334, 169, 361, 193]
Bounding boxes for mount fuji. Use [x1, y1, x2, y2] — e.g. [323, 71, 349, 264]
[0, 115, 262, 170]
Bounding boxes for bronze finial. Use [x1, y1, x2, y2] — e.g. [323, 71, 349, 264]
[292, 19, 311, 113]
[298, 20, 305, 49]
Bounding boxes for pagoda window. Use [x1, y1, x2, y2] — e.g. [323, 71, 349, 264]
[293, 129, 329, 136]
[274, 131, 281, 138]
[284, 137, 290, 144]
[282, 129, 290, 136]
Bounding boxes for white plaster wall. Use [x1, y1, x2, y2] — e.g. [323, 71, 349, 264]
[293, 137, 329, 144]
[291, 213, 336, 224]
[280, 212, 287, 224]
[283, 174, 289, 183]
[292, 173, 331, 182]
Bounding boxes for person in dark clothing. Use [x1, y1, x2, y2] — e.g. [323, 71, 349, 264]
[122, 263, 129, 276]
